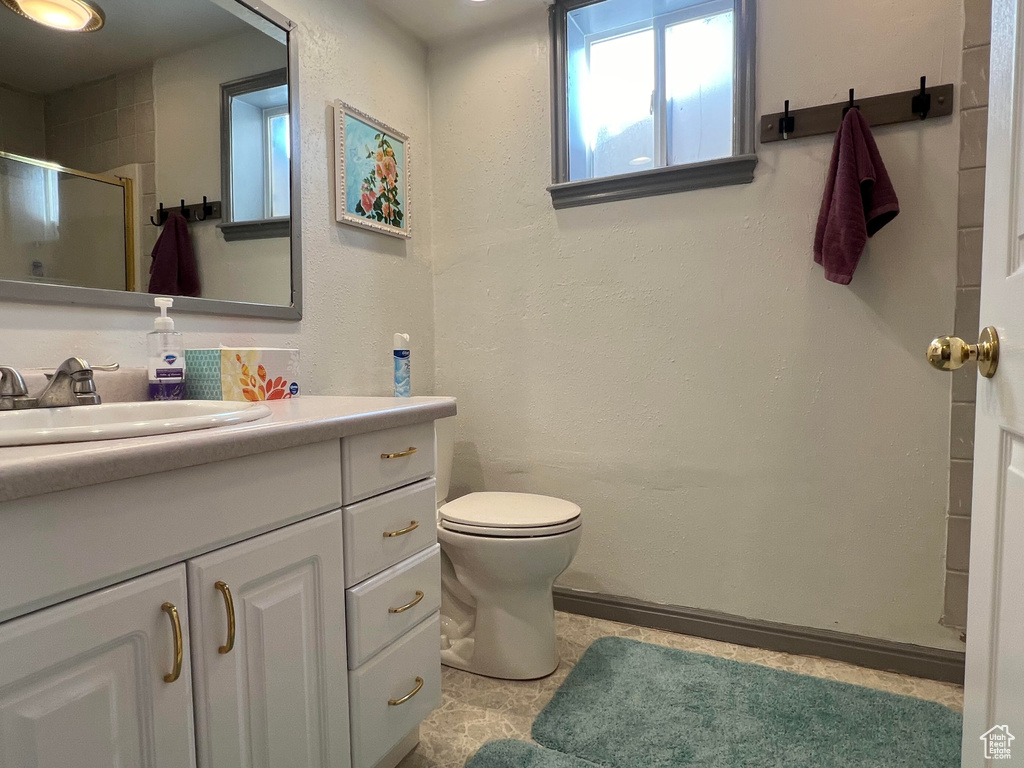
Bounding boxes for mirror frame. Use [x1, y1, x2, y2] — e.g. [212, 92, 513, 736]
[0, 0, 302, 320]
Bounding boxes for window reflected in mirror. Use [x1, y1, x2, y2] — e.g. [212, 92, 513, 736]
[221, 69, 291, 239]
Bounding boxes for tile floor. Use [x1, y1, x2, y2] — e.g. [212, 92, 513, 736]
[397, 611, 965, 768]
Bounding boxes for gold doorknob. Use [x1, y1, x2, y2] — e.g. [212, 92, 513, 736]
[926, 326, 1000, 378]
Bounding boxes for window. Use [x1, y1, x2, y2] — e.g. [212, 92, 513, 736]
[220, 69, 291, 240]
[551, 0, 756, 209]
[265, 106, 290, 218]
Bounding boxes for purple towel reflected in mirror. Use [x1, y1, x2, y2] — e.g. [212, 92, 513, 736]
[148, 212, 200, 297]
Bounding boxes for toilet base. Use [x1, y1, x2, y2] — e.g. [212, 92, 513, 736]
[438, 524, 581, 681]
[440, 631, 560, 680]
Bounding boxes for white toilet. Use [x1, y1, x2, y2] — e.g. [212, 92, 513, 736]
[434, 417, 582, 680]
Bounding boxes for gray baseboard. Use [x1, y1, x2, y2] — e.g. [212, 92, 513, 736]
[553, 587, 965, 684]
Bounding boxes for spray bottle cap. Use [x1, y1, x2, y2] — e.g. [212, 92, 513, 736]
[154, 297, 175, 331]
[394, 333, 410, 350]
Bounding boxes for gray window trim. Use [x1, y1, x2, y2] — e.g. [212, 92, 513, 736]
[219, 218, 290, 242]
[549, 0, 757, 209]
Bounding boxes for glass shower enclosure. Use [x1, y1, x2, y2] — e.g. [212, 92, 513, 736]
[0, 151, 134, 291]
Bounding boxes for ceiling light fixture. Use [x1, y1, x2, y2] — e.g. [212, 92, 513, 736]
[1, 0, 105, 31]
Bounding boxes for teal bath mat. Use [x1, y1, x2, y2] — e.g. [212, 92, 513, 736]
[532, 637, 962, 767]
[466, 740, 600, 768]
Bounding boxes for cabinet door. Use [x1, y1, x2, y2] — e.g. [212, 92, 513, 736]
[0, 565, 196, 768]
[188, 511, 350, 768]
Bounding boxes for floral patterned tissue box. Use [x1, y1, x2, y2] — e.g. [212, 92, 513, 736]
[184, 348, 300, 402]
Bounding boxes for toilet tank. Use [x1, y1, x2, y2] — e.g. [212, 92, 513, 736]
[434, 416, 456, 506]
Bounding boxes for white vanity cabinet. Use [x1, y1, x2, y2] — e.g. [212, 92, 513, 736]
[0, 402, 451, 768]
[0, 565, 197, 768]
[187, 512, 350, 768]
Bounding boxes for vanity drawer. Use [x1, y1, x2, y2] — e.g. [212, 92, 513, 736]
[343, 478, 437, 586]
[346, 544, 441, 669]
[349, 612, 441, 768]
[342, 422, 436, 504]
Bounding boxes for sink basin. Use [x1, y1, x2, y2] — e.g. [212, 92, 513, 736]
[0, 400, 272, 447]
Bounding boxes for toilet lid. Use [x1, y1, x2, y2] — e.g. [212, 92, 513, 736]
[439, 492, 581, 529]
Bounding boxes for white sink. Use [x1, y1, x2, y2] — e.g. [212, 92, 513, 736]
[0, 400, 272, 447]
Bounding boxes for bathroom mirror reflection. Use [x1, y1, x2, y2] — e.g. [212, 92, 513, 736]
[0, 0, 299, 316]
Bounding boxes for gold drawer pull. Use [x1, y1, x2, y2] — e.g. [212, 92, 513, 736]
[388, 676, 424, 706]
[161, 602, 184, 683]
[214, 581, 236, 654]
[383, 520, 419, 538]
[389, 590, 425, 614]
[381, 447, 417, 459]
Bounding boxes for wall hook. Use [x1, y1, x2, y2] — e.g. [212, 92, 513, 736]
[842, 88, 858, 117]
[195, 196, 211, 221]
[180, 199, 191, 221]
[911, 75, 931, 120]
[779, 100, 795, 140]
[150, 202, 165, 226]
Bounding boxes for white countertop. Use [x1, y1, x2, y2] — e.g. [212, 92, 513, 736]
[0, 396, 456, 503]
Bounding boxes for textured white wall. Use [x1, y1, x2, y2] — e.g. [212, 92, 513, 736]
[429, 1, 963, 649]
[0, 0, 435, 398]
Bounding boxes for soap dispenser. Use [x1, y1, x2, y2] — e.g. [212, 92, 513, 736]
[148, 297, 186, 401]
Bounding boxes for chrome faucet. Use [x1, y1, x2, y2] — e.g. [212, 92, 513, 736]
[35, 358, 120, 408]
[0, 367, 37, 410]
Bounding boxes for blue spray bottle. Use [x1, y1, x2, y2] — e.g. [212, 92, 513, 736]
[394, 333, 410, 397]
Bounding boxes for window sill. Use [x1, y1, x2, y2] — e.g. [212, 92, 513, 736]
[547, 154, 757, 209]
[217, 218, 290, 242]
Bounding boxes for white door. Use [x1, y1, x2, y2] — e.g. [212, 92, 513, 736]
[961, 0, 1024, 763]
[187, 511, 350, 768]
[0, 565, 196, 768]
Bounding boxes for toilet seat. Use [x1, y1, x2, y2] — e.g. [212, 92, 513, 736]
[439, 492, 582, 539]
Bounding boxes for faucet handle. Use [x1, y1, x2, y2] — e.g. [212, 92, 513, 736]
[0, 366, 28, 397]
[0, 367, 37, 410]
[92, 363, 120, 372]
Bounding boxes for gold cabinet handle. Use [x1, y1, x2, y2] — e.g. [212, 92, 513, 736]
[389, 590, 425, 614]
[926, 326, 1000, 378]
[383, 520, 419, 538]
[381, 447, 417, 459]
[161, 602, 183, 683]
[214, 581, 236, 655]
[388, 676, 424, 706]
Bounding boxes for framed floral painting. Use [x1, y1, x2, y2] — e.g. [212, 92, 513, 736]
[334, 101, 410, 239]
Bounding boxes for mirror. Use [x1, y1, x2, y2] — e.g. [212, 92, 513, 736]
[0, 0, 300, 318]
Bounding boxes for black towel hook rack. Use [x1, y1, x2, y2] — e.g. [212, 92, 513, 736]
[761, 78, 953, 144]
[150, 197, 223, 225]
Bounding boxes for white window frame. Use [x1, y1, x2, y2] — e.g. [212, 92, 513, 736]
[549, 0, 757, 209]
[581, 0, 732, 177]
[263, 105, 289, 219]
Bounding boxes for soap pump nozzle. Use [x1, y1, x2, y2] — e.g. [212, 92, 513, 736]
[154, 297, 175, 331]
